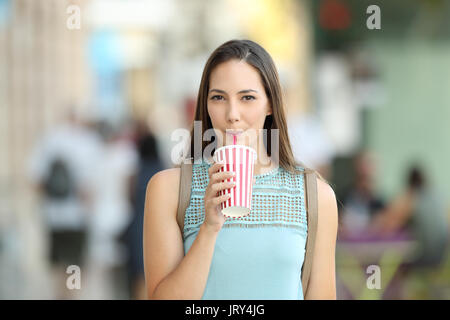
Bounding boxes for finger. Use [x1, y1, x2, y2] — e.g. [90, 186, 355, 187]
[211, 171, 235, 184]
[212, 193, 231, 206]
[205, 193, 230, 207]
[211, 181, 235, 193]
[208, 162, 224, 176]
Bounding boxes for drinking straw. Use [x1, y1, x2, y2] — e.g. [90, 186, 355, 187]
[233, 134, 237, 145]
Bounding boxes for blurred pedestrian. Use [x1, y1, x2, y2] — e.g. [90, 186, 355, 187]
[28, 107, 102, 299]
[86, 120, 138, 299]
[124, 121, 164, 299]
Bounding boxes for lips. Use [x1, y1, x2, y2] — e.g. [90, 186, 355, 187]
[225, 129, 244, 136]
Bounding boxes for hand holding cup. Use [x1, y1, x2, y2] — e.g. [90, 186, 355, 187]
[202, 162, 236, 233]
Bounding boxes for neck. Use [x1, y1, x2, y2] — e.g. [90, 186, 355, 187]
[253, 149, 277, 175]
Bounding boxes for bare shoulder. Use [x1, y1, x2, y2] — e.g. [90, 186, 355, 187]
[316, 177, 338, 225]
[316, 178, 337, 206]
[304, 177, 338, 299]
[143, 167, 184, 299]
[146, 168, 181, 219]
[147, 167, 180, 191]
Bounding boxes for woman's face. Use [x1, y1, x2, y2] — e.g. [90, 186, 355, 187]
[207, 59, 272, 148]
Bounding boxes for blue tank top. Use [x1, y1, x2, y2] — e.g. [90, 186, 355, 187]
[183, 160, 308, 300]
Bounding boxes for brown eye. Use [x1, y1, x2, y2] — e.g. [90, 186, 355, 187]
[242, 95, 255, 101]
[210, 95, 224, 100]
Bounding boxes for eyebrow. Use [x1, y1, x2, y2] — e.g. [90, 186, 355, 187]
[209, 89, 258, 95]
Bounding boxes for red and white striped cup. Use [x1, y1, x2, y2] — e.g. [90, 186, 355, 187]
[213, 145, 257, 218]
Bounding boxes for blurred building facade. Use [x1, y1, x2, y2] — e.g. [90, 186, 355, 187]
[0, 0, 92, 298]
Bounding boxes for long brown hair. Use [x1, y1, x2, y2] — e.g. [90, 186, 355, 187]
[185, 39, 303, 174]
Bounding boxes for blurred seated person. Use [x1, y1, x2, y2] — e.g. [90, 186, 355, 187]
[340, 150, 386, 238]
[370, 165, 449, 267]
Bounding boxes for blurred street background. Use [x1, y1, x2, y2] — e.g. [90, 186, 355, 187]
[0, 0, 449, 299]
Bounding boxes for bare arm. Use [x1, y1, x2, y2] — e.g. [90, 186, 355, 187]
[370, 191, 414, 236]
[304, 178, 338, 300]
[143, 165, 233, 299]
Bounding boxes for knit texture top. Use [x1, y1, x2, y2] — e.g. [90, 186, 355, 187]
[183, 160, 308, 300]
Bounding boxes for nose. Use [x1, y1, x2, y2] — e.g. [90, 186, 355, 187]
[226, 100, 240, 124]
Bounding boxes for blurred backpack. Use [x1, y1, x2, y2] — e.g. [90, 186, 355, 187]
[44, 157, 75, 200]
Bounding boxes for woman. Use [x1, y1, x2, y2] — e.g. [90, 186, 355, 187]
[144, 39, 338, 300]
